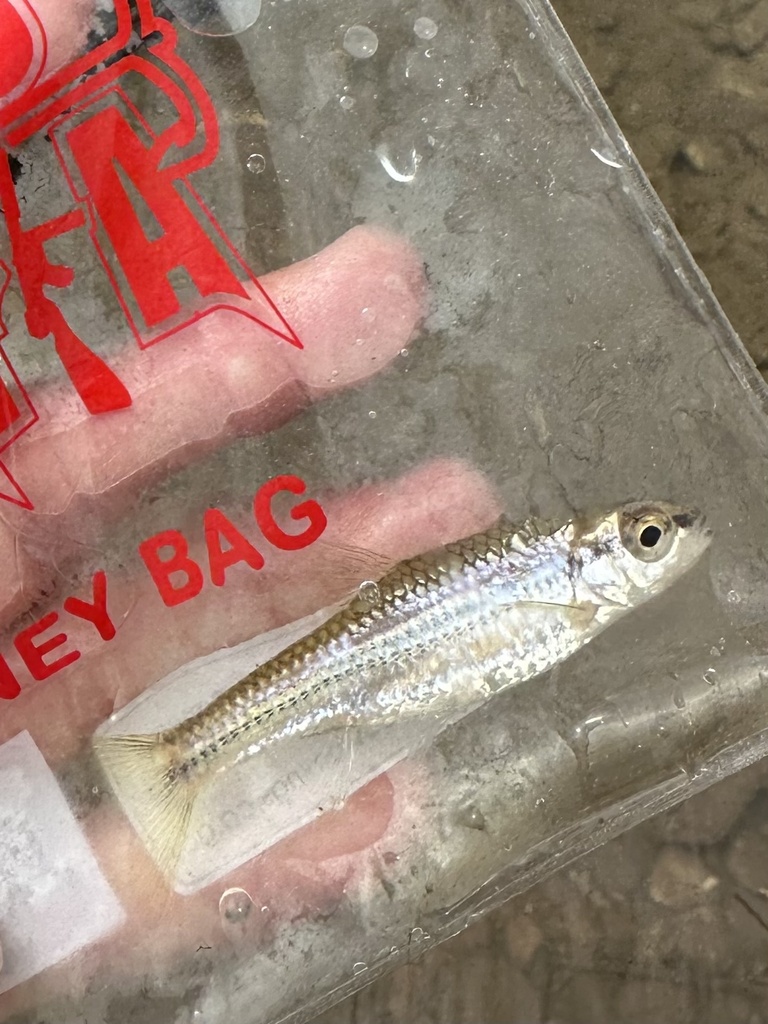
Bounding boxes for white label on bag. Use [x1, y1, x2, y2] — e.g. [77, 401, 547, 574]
[0, 731, 125, 994]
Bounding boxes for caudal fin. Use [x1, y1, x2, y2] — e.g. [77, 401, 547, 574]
[94, 732, 200, 884]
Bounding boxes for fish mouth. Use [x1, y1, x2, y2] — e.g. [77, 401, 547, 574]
[672, 508, 703, 531]
[672, 508, 714, 548]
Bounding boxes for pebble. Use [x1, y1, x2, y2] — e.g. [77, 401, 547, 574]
[651, 763, 763, 845]
[674, 139, 725, 173]
[731, 3, 768, 53]
[504, 913, 543, 966]
[649, 848, 720, 908]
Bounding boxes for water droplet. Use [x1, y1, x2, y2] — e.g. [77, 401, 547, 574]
[709, 645, 722, 658]
[535, 796, 546, 808]
[414, 16, 438, 40]
[376, 143, 421, 183]
[409, 926, 426, 942]
[673, 689, 686, 710]
[246, 153, 266, 174]
[358, 580, 380, 604]
[340, 95, 356, 110]
[368, 410, 377, 419]
[592, 339, 605, 351]
[400, 348, 409, 358]
[219, 887, 253, 923]
[91, 785, 99, 795]
[343, 25, 378, 59]
[352, 961, 368, 975]
[330, 368, 339, 379]
[389, 945, 399, 955]
[703, 668, 717, 686]
[727, 589, 741, 604]
[528, 30, 536, 39]
[458, 804, 486, 830]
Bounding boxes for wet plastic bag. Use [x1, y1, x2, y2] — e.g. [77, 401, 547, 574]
[2, 0, 768, 1021]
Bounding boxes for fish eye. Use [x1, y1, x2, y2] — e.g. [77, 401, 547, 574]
[620, 512, 676, 563]
[639, 524, 662, 549]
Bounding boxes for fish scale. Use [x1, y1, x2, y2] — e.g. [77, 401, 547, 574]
[95, 501, 710, 878]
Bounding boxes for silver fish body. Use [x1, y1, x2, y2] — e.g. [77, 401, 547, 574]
[178, 521, 595, 777]
[96, 500, 710, 875]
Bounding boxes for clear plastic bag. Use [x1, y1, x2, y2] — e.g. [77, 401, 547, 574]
[1, 1, 768, 1021]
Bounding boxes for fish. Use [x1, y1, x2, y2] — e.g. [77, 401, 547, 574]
[95, 500, 710, 878]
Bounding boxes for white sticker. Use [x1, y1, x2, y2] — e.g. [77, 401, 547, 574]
[0, 731, 125, 995]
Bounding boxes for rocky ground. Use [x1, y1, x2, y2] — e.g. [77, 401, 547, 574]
[314, 2, 768, 1021]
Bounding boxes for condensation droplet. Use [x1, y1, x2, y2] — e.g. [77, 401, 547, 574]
[91, 786, 99, 795]
[458, 804, 486, 831]
[352, 961, 368, 975]
[727, 589, 741, 604]
[368, 410, 377, 419]
[400, 348, 409, 358]
[340, 95, 356, 110]
[376, 143, 421, 183]
[673, 689, 686, 710]
[414, 16, 438, 40]
[246, 153, 266, 174]
[535, 796, 546, 807]
[219, 887, 253, 923]
[709, 645, 722, 658]
[389, 945, 399, 955]
[703, 668, 717, 686]
[358, 580, 380, 604]
[343, 25, 378, 59]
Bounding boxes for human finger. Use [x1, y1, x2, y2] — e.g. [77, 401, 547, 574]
[0, 0, 99, 116]
[0, 459, 498, 1014]
[0, 224, 428, 627]
[0, 459, 501, 766]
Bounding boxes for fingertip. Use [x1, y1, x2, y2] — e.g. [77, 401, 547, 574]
[333, 458, 502, 558]
[274, 225, 429, 391]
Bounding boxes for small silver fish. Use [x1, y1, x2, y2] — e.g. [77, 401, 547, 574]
[96, 501, 710, 875]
